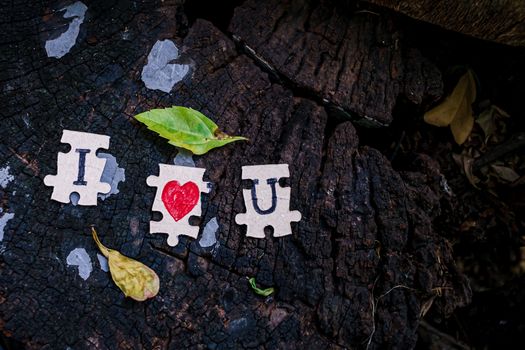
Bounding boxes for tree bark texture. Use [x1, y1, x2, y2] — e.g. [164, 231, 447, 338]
[230, 0, 443, 126]
[0, 0, 470, 349]
[363, 0, 525, 47]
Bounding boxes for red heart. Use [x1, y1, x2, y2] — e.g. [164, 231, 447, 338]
[161, 180, 200, 221]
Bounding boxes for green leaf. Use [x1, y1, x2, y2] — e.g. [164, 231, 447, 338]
[134, 106, 248, 155]
[248, 277, 274, 297]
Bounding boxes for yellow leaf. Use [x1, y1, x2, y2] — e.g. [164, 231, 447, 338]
[450, 99, 474, 144]
[424, 70, 476, 144]
[91, 227, 160, 301]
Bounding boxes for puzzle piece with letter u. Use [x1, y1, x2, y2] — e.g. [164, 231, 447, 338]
[146, 164, 210, 246]
[235, 164, 302, 238]
[43, 130, 111, 206]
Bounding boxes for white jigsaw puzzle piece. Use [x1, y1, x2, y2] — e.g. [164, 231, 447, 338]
[235, 164, 301, 238]
[147, 164, 210, 247]
[44, 130, 111, 206]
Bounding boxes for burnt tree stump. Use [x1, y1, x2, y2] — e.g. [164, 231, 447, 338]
[0, 0, 470, 349]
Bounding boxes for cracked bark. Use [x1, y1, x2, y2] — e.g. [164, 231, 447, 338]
[363, 0, 525, 47]
[229, 0, 443, 127]
[1, 1, 469, 349]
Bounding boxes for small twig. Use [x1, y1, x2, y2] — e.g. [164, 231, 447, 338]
[389, 131, 406, 162]
[379, 285, 416, 299]
[431, 286, 453, 296]
[365, 284, 416, 350]
[354, 10, 380, 16]
[473, 132, 525, 171]
[365, 284, 452, 348]
[365, 278, 380, 350]
[8, 147, 40, 176]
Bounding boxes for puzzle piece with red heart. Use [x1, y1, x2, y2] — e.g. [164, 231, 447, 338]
[146, 164, 210, 246]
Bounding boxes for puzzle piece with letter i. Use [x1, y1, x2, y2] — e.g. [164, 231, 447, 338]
[235, 164, 302, 238]
[147, 164, 210, 246]
[44, 130, 111, 206]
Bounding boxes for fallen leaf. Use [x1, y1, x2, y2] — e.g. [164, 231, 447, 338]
[134, 106, 247, 155]
[490, 164, 520, 183]
[492, 105, 510, 118]
[476, 105, 510, 144]
[92, 227, 159, 301]
[477, 107, 497, 143]
[450, 104, 475, 145]
[419, 296, 436, 318]
[424, 70, 476, 144]
[452, 153, 480, 188]
[248, 277, 274, 297]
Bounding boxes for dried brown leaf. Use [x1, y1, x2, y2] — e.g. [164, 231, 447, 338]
[476, 105, 510, 144]
[490, 164, 520, 183]
[452, 153, 480, 188]
[476, 107, 497, 143]
[419, 296, 436, 318]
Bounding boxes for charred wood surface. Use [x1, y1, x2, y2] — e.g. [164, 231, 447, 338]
[229, 0, 443, 126]
[0, 1, 469, 349]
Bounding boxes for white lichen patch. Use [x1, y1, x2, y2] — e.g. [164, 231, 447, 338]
[97, 253, 109, 272]
[0, 166, 14, 189]
[199, 217, 219, 248]
[0, 209, 15, 241]
[173, 148, 195, 167]
[66, 248, 93, 280]
[141, 40, 191, 93]
[98, 153, 126, 200]
[45, 1, 88, 58]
